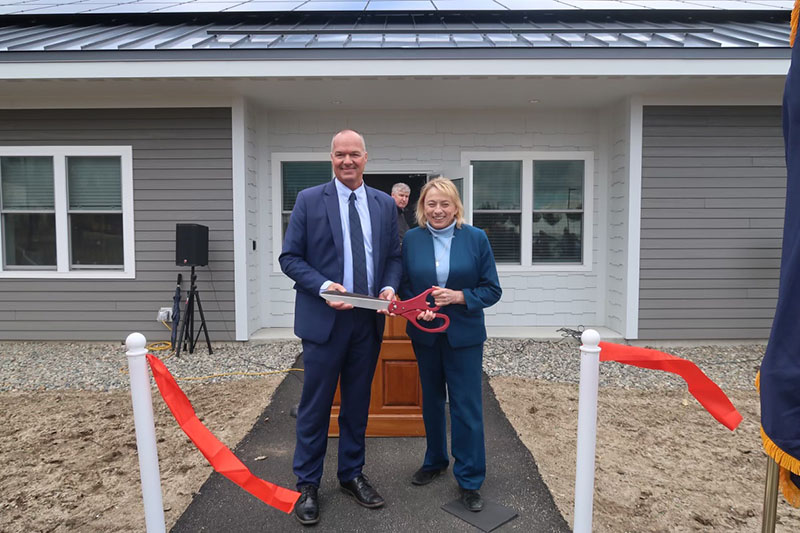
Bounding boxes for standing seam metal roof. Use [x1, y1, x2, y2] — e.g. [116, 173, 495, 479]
[0, 8, 791, 52]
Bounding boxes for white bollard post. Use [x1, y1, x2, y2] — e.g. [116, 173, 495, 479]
[125, 333, 166, 533]
[573, 329, 601, 533]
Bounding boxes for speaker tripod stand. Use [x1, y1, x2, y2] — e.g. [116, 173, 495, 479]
[175, 266, 212, 357]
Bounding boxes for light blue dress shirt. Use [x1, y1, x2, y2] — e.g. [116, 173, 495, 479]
[335, 178, 374, 294]
[427, 220, 456, 287]
[319, 179, 393, 297]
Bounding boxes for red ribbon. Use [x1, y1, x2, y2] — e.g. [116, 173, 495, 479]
[146, 354, 300, 514]
[598, 342, 743, 431]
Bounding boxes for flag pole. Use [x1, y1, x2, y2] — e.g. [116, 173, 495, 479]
[761, 456, 780, 533]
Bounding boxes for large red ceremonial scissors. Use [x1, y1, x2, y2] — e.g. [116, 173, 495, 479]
[320, 287, 450, 333]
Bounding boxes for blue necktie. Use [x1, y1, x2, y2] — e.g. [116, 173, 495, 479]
[349, 192, 369, 295]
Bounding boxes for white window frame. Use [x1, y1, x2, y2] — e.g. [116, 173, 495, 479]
[271, 153, 331, 273]
[461, 151, 594, 272]
[0, 146, 135, 279]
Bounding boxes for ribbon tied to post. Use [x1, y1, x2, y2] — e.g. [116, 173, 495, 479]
[146, 353, 300, 514]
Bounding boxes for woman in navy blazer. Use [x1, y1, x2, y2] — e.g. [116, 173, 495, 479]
[399, 178, 501, 512]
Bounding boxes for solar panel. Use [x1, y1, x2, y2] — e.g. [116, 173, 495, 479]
[296, 1, 369, 11]
[224, 2, 305, 11]
[565, 1, 647, 9]
[88, 4, 185, 13]
[365, 1, 437, 10]
[621, 1, 710, 8]
[431, 0, 506, 10]
[499, 0, 577, 8]
[687, 0, 784, 9]
[154, 3, 244, 12]
[16, 4, 100, 13]
[0, 0, 790, 15]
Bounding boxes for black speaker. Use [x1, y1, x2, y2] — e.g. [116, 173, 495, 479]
[176, 223, 209, 267]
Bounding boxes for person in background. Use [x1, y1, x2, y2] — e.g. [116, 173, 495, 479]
[399, 177, 502, 513]
[391, 182, 411, 242]
[279, 129, 402, 526]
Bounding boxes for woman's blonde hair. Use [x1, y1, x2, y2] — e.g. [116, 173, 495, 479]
[415, 177, 465, 229]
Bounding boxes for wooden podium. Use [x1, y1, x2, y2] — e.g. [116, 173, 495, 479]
[329, 315, 426, 437]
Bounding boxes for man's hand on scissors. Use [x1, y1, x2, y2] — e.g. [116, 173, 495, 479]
[324, 283, 354, 310]
[377, 288, 396, 316]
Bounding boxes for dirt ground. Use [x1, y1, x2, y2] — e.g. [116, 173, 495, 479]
[492, 377, 800, 532]
[1, 376, 283, 533]
[2, 375, 799, 532]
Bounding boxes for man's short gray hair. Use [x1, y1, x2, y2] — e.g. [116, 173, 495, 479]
[391, 182, 410, 195]
[330, 129, 367, 152]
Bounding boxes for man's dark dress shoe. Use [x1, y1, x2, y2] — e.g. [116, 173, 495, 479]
[340, 475, 385, 508]
[411, 467, 446, 486]
[460, 488, 484, 512]
[294, 485, 320, 525]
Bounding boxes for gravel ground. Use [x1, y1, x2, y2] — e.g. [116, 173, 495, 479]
[0, 337, 764, 392]
[0, 340, 302, 392]
[483, 338, 765, 391]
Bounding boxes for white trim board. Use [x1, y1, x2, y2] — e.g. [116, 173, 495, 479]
[0, 59, 790, 80]
[625, 97, 644, 340]
[461, 150, 595, 274]
[231, 97, 249, 341]
[270, 152, 330, 274]
[0, 145, 135, 279]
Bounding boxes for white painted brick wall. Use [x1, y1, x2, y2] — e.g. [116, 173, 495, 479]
[258, 109, 607, 329]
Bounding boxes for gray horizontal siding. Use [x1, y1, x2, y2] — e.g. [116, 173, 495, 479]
[638, 105, 784, 340]
[0, 108, 234, 341]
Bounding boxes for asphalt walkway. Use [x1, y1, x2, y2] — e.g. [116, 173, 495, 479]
[173, 355, 570, 533]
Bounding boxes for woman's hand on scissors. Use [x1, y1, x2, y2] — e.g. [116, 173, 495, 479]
[417, 309, 436, 322]
[431, 286, 465, 307]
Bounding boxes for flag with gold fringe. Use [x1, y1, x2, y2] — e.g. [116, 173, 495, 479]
[757, 0, 800, 508]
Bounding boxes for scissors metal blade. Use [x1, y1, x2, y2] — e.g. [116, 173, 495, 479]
[320, 290, 390, 311]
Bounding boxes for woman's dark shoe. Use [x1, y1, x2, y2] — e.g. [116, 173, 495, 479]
[294, 485, 320, 525]
[460, 488, 484, 512]
[340, 474, 385, 508]
[411, 467, 446, 486]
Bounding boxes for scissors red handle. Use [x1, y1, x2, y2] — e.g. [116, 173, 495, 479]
[388, 287, 450, 333]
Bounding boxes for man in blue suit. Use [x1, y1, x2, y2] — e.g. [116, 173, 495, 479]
[279, 129, 402, 525]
